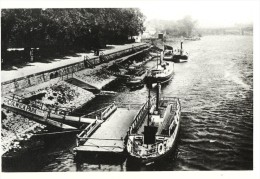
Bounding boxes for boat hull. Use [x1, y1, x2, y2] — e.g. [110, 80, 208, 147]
[127, 118, 181, 165]
[164, 55, 188, 62]
[146, 70, 174, 85]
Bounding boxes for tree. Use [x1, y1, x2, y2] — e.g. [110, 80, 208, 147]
[177, 16, 197, 37]
[1, 8, 146, 63]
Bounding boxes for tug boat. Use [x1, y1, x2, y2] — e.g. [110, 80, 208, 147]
[163, 42, 189, 63]
[126, 83, 181, 164]
[146, 52, 174, 85]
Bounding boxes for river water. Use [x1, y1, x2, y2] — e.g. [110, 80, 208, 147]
[2, 35, 253, 171]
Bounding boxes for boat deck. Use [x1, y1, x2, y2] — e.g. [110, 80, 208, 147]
[133, 100, 178, 136]
[74, 108, 138, 153]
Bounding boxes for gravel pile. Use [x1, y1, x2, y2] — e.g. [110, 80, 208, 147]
[21, 80, 95, 111]
[2, 81, 94, 153]
[1, 108, 45, 153]
[75, 64, 116, 89]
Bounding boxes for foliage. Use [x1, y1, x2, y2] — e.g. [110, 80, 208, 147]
[1, 8, 145, 62]
[145, 16, 198, 37]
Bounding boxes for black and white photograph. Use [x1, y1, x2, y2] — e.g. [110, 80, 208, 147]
[1, 0, 259, 178]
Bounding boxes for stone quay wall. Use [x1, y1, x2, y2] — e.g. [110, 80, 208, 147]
[1, 44, 149, 95]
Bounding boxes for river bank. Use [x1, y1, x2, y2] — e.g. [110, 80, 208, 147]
[1, 43, 146, 83]
[1, 79, 95, 154]
[1, 45, 150, 155]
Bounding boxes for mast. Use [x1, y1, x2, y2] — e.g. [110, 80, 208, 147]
[147, 87, 151, 126]
[156, 82, 161, 111]
[160, 51, 163, 65]
[157, 52, 159, 68]
[180, 41, 183, 55]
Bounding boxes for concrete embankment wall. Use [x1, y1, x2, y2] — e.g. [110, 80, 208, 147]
[1, 44, 148, 95]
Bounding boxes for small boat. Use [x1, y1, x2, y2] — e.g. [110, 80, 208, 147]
[126, 83, 181, 164]
[126, 69, 147, 90]
[115, 62, 146, 80]
[163, 42, 189, 63]
[146, 52, 174, 85]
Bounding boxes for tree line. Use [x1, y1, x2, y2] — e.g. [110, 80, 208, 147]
[145, 16, 199, 37]
[1, 8, 145, 64]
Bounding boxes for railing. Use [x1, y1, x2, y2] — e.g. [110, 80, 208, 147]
[128, 97, 156, 134]
[81, 103, 116, 120]
[76, 120, 101, 146]
[80, 44, 149, 71]
[100, 103, 117, 120]
[3, 94, 76, 115]
[168, 98, 181, 135]
[2, 97, 46, 117]
[116, 103, 143, 109]
[160, 96, 178, 102]
[81, 106, 107, 119]
[1, 44, 148, 95]
[128, 136, 168, 157]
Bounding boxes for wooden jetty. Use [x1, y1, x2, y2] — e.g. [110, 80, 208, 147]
[2, 93, 142, 155]
[1, 95, 100, 130]
[74, 103, 141, 155]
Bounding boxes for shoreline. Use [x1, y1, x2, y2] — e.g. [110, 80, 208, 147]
[1, 46, 150, 155]
[1, 43, 146, 83]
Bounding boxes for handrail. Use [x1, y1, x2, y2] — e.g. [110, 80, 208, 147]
[116, 103, 143, 109]
[129, 96, 156, 134]
[77, 120, 99, 138]
[128, 136, 167, 156]
[2, 97, 46, 117]
[3, 94, 76, 115]
[76, 137, 123, 141]
[81, 104, 115, 119]
[100, 103, 117, 120]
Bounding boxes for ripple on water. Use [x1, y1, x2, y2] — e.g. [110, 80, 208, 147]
[2, 35, 253, 172]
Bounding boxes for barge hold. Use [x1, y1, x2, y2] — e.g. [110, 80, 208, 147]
[73, 103, 142, 157]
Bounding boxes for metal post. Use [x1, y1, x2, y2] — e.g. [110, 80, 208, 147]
[156, 83, 161, 111]
[157, 52, 159, 69]
[147, 88, 151, 126]
[180, 42, 183, 56]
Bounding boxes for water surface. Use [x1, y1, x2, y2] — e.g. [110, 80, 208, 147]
[2, 35, 253, 171]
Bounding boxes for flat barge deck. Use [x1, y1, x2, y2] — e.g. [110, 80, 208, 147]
[74, 104, 139, 154]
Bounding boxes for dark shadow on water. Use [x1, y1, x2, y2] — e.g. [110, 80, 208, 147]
[2, 132, 77, 172]
[75, 152, 127, 171]
[125, 148, 180, 171]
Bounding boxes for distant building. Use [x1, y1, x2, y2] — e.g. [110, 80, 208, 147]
[158, 33, 164, 40]
[132, 35, 142, 42]
[141, 27, 157, 39]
